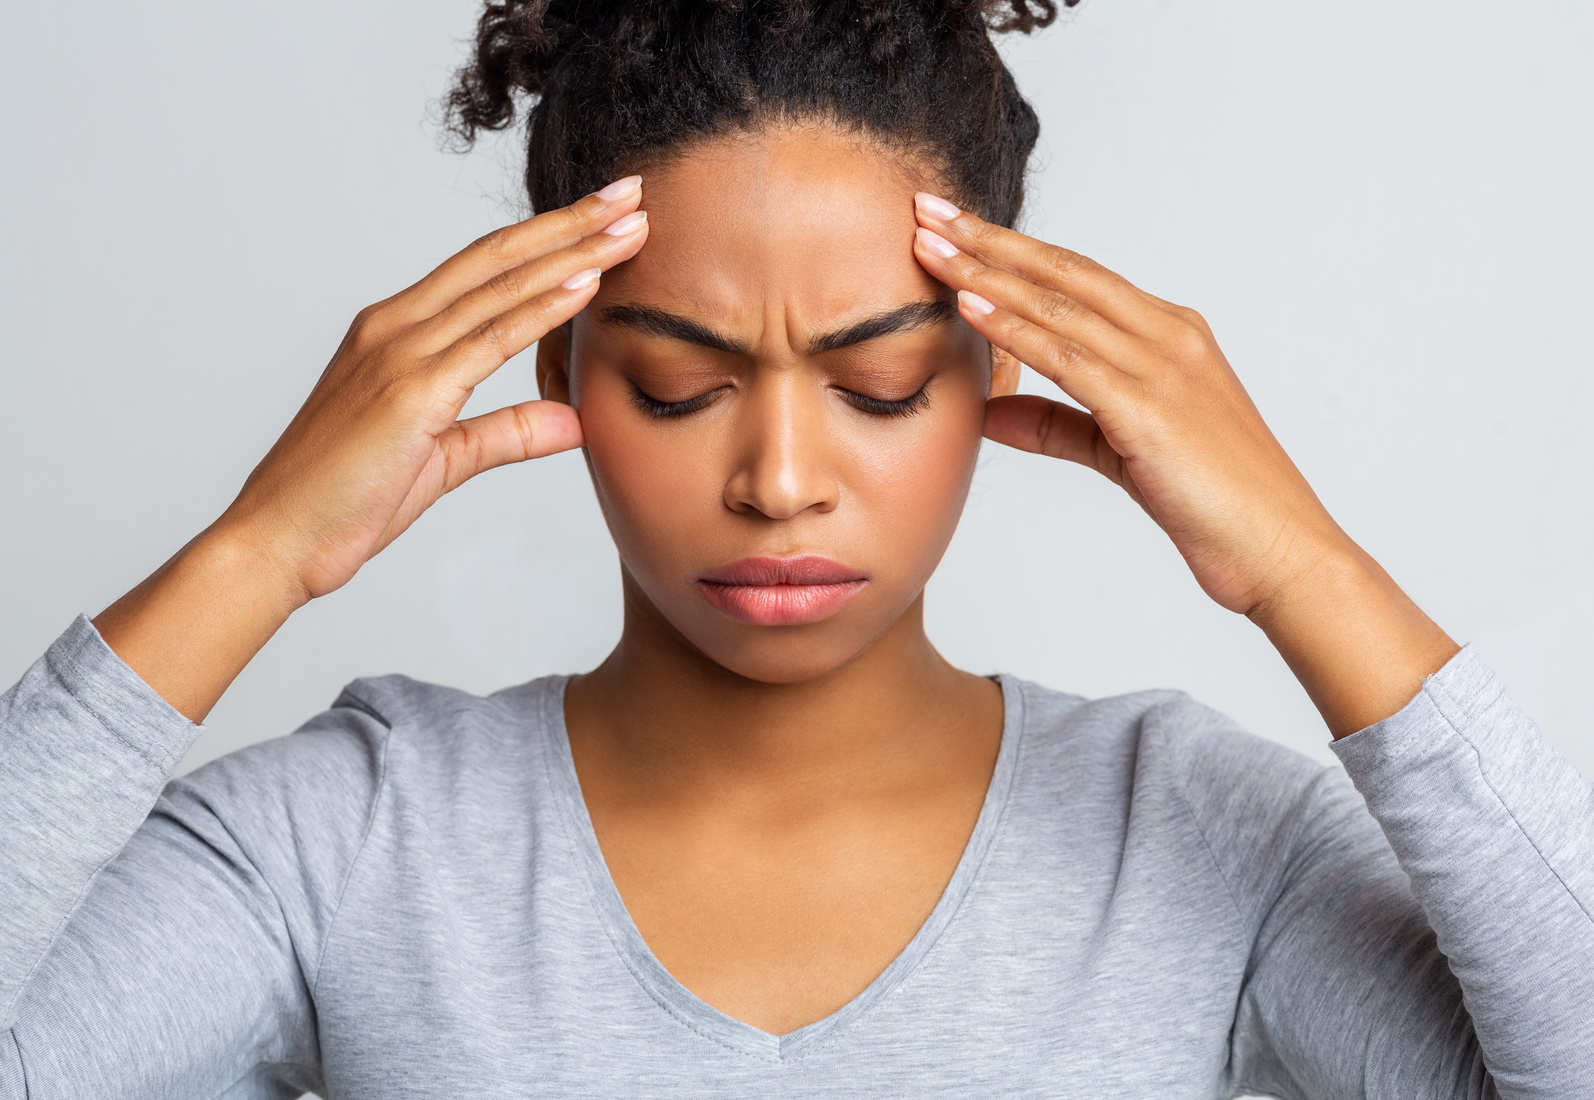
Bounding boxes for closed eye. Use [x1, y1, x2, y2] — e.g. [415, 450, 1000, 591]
[837, 383, 931, 419]
[629, 386, 721, 419]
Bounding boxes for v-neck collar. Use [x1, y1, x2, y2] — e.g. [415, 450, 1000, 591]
[538, 675, 1027, 1063]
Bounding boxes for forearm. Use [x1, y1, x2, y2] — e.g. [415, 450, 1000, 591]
[1247, 532, 1459, 739]
[1329, 647, 1594, 1096]
[0, 617, 200, 1027]
[92, 522, 305, 724]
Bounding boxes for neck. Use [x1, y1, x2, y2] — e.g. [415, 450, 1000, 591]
[563, 576, 998, 806]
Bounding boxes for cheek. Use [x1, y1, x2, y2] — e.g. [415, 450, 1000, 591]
[577, 387, 715, 567]
[846, 392, 986, 572]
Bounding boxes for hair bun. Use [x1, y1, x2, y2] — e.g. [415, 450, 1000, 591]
[447, 0, 1066, 142]
[447, 0, 1071, 225]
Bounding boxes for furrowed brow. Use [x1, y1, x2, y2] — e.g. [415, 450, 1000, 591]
[807, 299, 956, 355]
[598, 304, 749, 355]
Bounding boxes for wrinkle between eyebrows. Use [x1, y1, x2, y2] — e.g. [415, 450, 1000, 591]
[599, 299, 956, 357]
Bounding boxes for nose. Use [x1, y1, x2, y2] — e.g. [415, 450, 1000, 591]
[722, 378, 840, 520]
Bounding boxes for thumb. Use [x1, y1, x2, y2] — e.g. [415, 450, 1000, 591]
[983, 393, 1136, 493]
[435, 399, 585, 496]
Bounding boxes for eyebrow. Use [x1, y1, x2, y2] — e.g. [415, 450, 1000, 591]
[598, 298, 956, 356]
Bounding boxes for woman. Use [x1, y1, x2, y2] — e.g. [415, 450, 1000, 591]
[2, 0, 1589, 1096]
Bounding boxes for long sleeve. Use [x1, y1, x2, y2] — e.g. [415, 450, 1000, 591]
[1330, 646, 1594, 1097]
[1219, 645, 1594, 1099]
[0, 616, 200, 1027]
[0, 618, 389, 1099]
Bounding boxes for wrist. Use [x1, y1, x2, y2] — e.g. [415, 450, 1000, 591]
[195, 515, 315, 617]
[1245, 535, 1458, 739]
[92, 521, 309, 723]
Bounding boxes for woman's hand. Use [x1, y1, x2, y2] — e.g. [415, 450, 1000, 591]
[224, 177, 649, 601]
[93, 177, 650, 721]
[910, 192, 1457, 737]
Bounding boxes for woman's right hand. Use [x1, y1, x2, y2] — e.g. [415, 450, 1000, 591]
[222, 176, 649, 601]
[92, 177, 649, 722]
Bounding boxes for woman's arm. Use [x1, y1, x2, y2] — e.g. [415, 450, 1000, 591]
[911, 191, 1454, 737]
[1, 180, 648, 1093]
[909, 192, 1594, 1094]
[1, 621, 389, 1099]
[93, 179, 649, 723]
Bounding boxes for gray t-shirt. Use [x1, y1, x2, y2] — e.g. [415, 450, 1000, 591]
[2, 615, 1592, 1098]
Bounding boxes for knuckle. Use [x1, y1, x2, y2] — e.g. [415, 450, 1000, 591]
[1170, 321, 1212, 363]
[472, 226, 514, 263]
[1033, 291, 1081, 329]
[963, 217, 996, 243]
[471, 315, 515, 361]
[539, 201, 596, 244]
[345, 303, 390, 350]
[1036, 402, 1063, 454]
[962, 257, 999, 289]
[485, 264, 530, 304]
[1044, 246, 1087, 283]
[1045, 333, 1089, 370]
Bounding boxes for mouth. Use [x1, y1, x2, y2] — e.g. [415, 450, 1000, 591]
[695, 555, 869, 626]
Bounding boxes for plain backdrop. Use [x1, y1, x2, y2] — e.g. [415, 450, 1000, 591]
[3, 0, 1591, 795]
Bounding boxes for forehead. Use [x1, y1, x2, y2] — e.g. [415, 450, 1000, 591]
[589, 126, 947, 347]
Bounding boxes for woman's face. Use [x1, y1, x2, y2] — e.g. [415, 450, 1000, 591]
[541, 126, 1008, 684]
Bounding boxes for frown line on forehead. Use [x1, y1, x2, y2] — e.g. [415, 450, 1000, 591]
[598, 299, 957, 358]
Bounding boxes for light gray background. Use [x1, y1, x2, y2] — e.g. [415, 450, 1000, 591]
[3, 0, 1590, 795]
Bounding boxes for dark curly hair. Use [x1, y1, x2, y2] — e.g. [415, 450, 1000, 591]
[445, 0, 1067, 228]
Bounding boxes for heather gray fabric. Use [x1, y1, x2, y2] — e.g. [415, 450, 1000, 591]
[2, 616, 1592, 1099]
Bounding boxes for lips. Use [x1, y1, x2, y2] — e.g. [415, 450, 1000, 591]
[696, 555, 868, 626]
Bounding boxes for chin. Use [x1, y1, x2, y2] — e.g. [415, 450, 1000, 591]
[687, 628, 888, 685]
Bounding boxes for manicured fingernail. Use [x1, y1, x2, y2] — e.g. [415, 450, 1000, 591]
[916, 192, 961, 221]
[562, 268, 601, 290]
[595, 175, 642, 202]
[916, 227, 959, 259]
[603, 210, 648, 236]
[958, 290, 995, 316]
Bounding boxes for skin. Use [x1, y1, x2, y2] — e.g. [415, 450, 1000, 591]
[92, 124, 1456, 1037]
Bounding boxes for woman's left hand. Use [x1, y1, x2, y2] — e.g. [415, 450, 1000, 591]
[910, 191, 1458, 737]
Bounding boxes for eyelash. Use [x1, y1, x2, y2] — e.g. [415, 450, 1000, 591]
[628, 383, 931, 420]
[630, 389, 718, 419]
[839, 385, 931, 419]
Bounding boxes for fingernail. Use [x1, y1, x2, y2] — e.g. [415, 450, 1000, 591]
[958, 290, 995, 316]
[562, 268, 601, 290]
[603, 210, 648, 237]
[595, 175, 642, 202]
[916, 227, 959, 259]
[916, 192, 961, 221]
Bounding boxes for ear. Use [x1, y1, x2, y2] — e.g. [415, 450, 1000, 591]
[536, 323, 573, 404]
[989, 344, 1021, 398]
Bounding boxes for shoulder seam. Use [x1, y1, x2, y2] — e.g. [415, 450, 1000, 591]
[1153, 702, 1248, 926]
[307, 714, 397, 1001]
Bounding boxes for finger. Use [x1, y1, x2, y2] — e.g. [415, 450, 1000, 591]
[394, 177, 644, 323]
[949, 286, 1119, 412]
[411, 211, 649, 354]
[984, 394, 1149, 510]
[436, 263, 608, 388]
[914, 193, 1179, 340]
[372, 399, 585, 556]
[913, 226, 1145, 372]
[983, 392, 1104, 462]
[435, 399, 585, 496]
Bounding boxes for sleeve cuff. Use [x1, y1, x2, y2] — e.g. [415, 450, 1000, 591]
[42, 613, 202, 775]
[1329, 643, 1499, 785]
